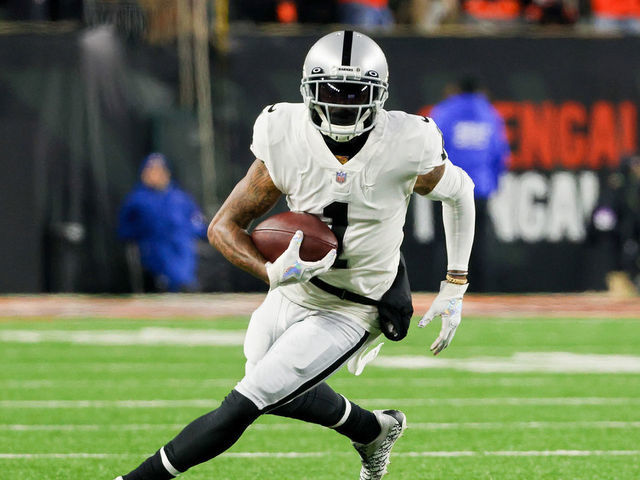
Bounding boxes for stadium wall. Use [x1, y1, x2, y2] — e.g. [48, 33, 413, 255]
[0, 31, 638, 293]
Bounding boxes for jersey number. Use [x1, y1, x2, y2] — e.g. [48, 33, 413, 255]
[323, 201, 348, 269]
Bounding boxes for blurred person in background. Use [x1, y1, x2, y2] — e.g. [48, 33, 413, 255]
[589, 153, 640, 294]
[338, 0, 395, 28]
[461, 0, 523, 25]
[233, 0, 337, 24]
[3, 0, 82, 20]
[404, 0, 459, 30]
[296, 0, 338, 23]
[523, 0, 579, 24]
[614, 154, 640, 291]
[232, 0, 280, 22]
[118, 153, 208, 293]
[430, 76, 509, 292]
[591, 0, 640, 33]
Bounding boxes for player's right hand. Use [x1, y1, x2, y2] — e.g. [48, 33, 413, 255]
[265, 230, 336, 290]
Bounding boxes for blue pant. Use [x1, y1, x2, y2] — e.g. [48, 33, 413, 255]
[593, 16, 640, 34]
[338, 3, 394, 28]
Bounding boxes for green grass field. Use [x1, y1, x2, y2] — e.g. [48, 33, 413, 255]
[1, 313, 640, 479]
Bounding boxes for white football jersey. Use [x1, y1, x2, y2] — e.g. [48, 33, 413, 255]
[251, 103, 446, 331]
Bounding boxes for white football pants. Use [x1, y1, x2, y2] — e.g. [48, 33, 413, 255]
[235, 288, 369, 411]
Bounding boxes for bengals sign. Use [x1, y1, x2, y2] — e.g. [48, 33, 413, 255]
[495, 100, 637, 170]
[417, 100, 638, 170]
[413, 100, 638, 244]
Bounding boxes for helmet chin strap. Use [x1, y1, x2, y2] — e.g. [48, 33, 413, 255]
[314, 106, 372, 143]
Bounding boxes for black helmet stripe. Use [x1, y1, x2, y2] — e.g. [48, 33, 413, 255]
[341, 30, 353, 66]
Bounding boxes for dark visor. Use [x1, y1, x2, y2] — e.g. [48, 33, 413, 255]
[317, 82, 371, 105]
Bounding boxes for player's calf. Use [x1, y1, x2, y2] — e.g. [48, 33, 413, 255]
[269, 382, 382, 444]
[117, 389, 260, 480]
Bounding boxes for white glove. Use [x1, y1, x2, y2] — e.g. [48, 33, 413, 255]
[265, 230, 337, 290]
[419, 280, 469, 355]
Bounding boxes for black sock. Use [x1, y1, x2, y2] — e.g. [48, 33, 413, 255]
[122, 390, 260, 479]
[122, 450, 173, 480]
[269, 382, 381, 444]
[335, 401, 381, 444]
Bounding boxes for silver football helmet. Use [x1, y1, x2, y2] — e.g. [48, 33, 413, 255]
[300, 30, 389, 142]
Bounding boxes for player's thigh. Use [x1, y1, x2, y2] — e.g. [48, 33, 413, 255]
[237, 313, 368, 411]
[243, 289, 308, 368]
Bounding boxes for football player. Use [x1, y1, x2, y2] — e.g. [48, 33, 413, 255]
[115, 30, 474, 480]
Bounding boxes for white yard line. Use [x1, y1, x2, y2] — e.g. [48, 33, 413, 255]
[373, 352, 640, 373]
[0, 453, 128, 459]
[407, 421, 640, 429]
[1, 450, 639, 460]
[2, 397, 640, 409]
[357, 397, 640, 406]
[5, 363, 215, 372]
[0, 400, 217, 408]
[398, 450, 640, 458]
[0, 328, 245, 346]
[2, 421, 640, 432]
[7, 352, 640, 375]
[1, 377, 564, 389]
[0, 424, 180, 431]
[482, 450, 640, 457]
[2, 379, 240, 389]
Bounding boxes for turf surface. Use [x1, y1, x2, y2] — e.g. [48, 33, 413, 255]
[1, 314, 639, 479]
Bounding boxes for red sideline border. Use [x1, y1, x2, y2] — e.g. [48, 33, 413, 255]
[0, 293, 639, 319]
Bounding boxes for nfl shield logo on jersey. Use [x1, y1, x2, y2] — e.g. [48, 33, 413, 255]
[335, 171, 347, 184]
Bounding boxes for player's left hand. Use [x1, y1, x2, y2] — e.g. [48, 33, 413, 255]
[265, 230, 337, 290]
[419, 280, 469, 355]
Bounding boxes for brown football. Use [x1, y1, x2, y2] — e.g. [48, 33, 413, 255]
[251, 211, 338, 263]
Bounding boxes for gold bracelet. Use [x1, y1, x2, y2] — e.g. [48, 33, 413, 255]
[446, 273, 468, 285]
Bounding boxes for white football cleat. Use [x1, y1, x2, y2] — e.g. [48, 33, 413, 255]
[113, 477, 123, 480]
[352, 409, 407, 480]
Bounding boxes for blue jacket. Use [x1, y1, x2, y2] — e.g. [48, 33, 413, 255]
[118, 176, 207, 292]
[430, 93, 510, 199]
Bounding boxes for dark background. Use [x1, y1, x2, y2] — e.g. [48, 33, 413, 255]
[1, 31, 638, 293]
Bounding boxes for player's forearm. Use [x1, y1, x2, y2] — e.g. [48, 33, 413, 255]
[426, 160, 476, 274]
[208, 218, 269, 284]
[441, 197, 475, 273]
[207, 159, 282, 285]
